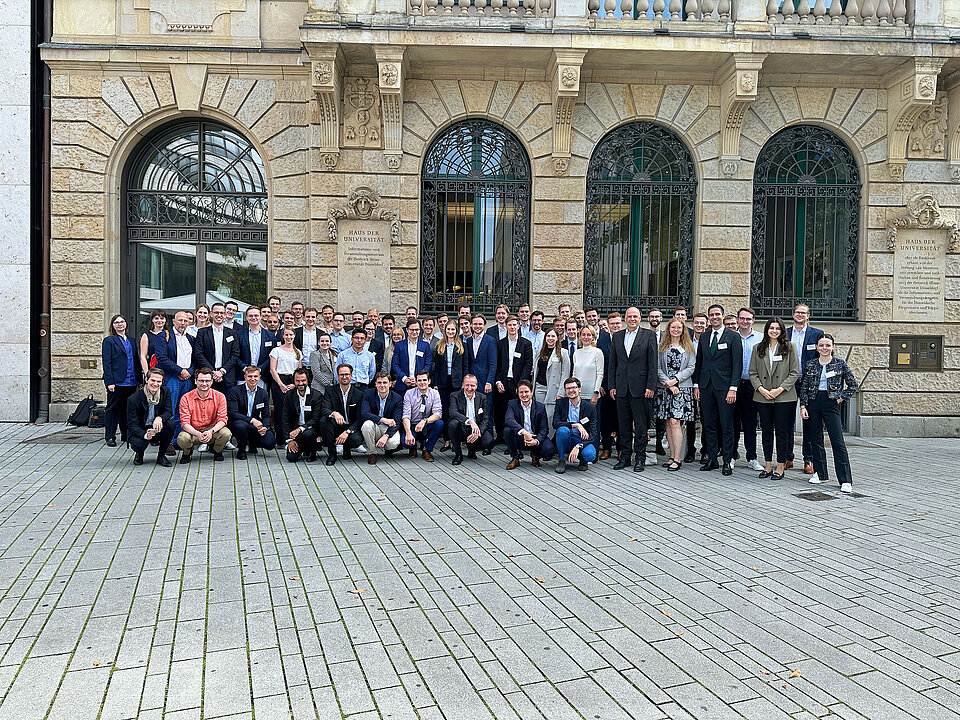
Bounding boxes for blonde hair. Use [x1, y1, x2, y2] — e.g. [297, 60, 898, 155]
[437, 321, 464, 355]
[578, 324, 597, 348]
[660, 319, 694, 354]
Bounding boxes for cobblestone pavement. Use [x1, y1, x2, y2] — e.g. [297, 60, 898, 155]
[0, 423, 957, 720]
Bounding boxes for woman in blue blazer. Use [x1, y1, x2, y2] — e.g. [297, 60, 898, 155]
[433, 321, 467, 450]
[102, 314, 143, 446]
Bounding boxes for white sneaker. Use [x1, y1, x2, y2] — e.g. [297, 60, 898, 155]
[840, 483, 853, 493]
[747, 459, 764, 471]
[198, 443, 208, 452]
[356, 444, 368, 454]
[225, 441, 237, 451]
[645, 453, 657, 466]
[728, 458, 735, 469]
[808, 474, 822, 484]
[336, 444, 344, 455]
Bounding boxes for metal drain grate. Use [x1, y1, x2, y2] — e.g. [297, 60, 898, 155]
[794, 491, 837, 501]
[22, 428, 102, 444]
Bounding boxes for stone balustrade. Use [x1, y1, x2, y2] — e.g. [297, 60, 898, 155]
[589, 0, 732, 22]
[411, 0, 555, 17]
[768, 0, 909, 25]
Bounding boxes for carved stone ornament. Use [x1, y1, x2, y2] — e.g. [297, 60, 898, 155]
[720, 159, 739, 178]
[167, 23, 213, 32]
[887, 193, 960, 252]
[342, 77, 382, 149]
[554, 157, 569, 176]
[560, 67, 578, 88]
[385, 154, 402, 172]
[328, 186, 402, 246]
[917, 75, 936, 98]
[380, 63, 399, 87]
[908, 96, 947, 159]
[320, 152, 339, 171]
[952, 165, 960, 183]
[739, 73, 756, 93]
[314, 62, 332, 86]
[887, 161, 906, 182]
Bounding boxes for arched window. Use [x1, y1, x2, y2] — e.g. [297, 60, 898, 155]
[124, 120, 268, 325]
[751, 125, 860, 320]
[420, 119, 531, 315]
[584, 122, 696, 314]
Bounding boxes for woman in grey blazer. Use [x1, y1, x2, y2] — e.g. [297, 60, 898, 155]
[748, 317, 800, 479]
[533, 329, 570, 433]
[655, 319, 697, 470]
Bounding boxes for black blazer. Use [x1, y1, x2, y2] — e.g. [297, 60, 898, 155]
[226, 384, 271, 426]
[552, 397, 600, 448]
[102, 334, 143, 388]
[366, 338, 386, 374]
[495, 336, 533, 385]
[789, 326, 825, 370]
[320, 385, 365, 432]
[281, 386, 322, 439]
[433, 344, 467, 389]
[693, 327, 743, 392]
[126, 387, 173, 440]
[608, 328, 658, 398]
[236, 328, 276, 378]
[504, 398, 549, 446]
[596, 330, 613, 390]
[195, 325, 240, 385]
[360, 388, 403, 437]
[448, 390, 491, 435]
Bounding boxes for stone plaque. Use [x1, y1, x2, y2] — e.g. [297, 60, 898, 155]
[337, 220, 391, 312]
[893, 229, 945, 322]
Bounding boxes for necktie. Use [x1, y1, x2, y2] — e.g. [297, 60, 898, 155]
[420, 394, 427, 418]
[248, 391, 254, 417]
[379, 397, 385, 417]
[711, 331, 719, 353]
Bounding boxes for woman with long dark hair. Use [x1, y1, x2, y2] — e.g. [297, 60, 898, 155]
[749, 317, 799, 480]
[102, 314, 142, 447]
[533, 328, 569, 433]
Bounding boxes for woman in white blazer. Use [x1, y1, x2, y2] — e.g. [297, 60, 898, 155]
[533, 328, 569, 433]
[571, 325, 604, 406]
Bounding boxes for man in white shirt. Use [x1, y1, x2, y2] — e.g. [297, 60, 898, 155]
[448, 374, 494, 464]
[159, 311, 195, 445]
[296, 308, 320, 379]
[523, 310, 545, 358]
[485, 304, 509, 341]
[291, 301, 305, 328]
[788, 303, 824, 475]
[734, 307, 764, 471]
[328, 312, 351, 353]
[517, 303, 532, 335]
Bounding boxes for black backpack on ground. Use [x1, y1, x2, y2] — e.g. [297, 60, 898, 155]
[67, 396, 98, 427]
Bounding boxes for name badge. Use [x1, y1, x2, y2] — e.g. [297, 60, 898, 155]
[349, 403, 356, 407]
[717, 343, 728, 350]
[264, 341, 273, 347]
[806, 344, 816, 350]
[825, 371, 837, 378]
[477, 408, 484, 414]
[416, 351, 424, 357]
[513, 352, 522, 358]
[772, 356, 782, 362]
[580, 417, 589, 424]
[226, 336, 234, 343]
[255, 402, 265, 409]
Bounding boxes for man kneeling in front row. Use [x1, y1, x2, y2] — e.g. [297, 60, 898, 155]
[177, 367, 232, 463]
[553, 376, 599, 474]
[360, 371, 403, 465]
[227, 366, 277, 459]
[402, 370, 444, 462]
[505, 380, 555, 469]
[447, 373, 494, 465]
[128, 368, 174, 466]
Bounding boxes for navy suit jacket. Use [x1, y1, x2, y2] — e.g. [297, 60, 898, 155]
[391, 339, 434, 392]
[432, 344, 467, 389]
[693, 328, 743, 392]
[361, 388, 403, 437]
[236, 328, 277, 378]
[102, 334, 143, 388]
[485, 325, 506, 343]
[465, 334, 498, 389]
[789, 326, 825, 371]
[153, 330, 194, 381]
[226, 384, 272, 426]
[195, 325, 240, 385]
[505, 398, 549, 446]
[596, 330, 613, 390]
[552, 397, 600, 448]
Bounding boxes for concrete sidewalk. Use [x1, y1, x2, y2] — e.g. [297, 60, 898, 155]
[0, 423, 957, 719]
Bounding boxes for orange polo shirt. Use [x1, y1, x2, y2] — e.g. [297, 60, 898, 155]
[179, 388, 227, 430]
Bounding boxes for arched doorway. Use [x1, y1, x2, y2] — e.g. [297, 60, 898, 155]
[420, 119, 531, 315]
[123, 119, 268, 326]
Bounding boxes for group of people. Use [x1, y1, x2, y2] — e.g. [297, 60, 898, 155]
[101, 298, 858, 490]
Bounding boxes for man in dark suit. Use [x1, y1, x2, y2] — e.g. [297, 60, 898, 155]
[360, 371, 403, 464]
[318, 363, 365, 466]
[235, 307, 275, 387]
[693, 304, 743, 475]
[596, 312, 620, 460]
[484, 304, 509, 342]
[553, 377, 600, 474]
[195, 302, 240, 394]
[127, 368, 174, 466]
[447, 374, 495, 465]
[363, 320, 385, 374]
[504, 381, 555, 469]
[227, 366, 277, 459]
[608, 307, 659, 473]
[154, 310, 195, 444]
[466, 314, 498, 404]
[560, 319, 580, 358]
[787, 303, 824, 474]
[391, 319, 434, 394]
[494, 316, 533, 444]
[281, 368, 320, 462]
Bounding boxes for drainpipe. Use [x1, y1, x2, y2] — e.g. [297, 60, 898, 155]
[34, 0, 52, 423]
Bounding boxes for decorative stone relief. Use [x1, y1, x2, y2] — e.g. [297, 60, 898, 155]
[146, 0, 257, 38]
[375, 47, 406, 173]
[342, 77, 382, 149]
[888, 161, 906, 182]
[907, 95, 946, 159]
[887, 193, 959, 253]
[948, 84, 960, 178]
[717, 54, 765, 173]
[549, 49, 587, 177]
[951, 165, 960, 184]
[328, 186, 401, 246]
[887, 57, 947, 167]
[310, 48, 343, 172]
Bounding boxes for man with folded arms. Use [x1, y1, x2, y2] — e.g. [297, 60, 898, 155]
[177, 367, 232, 463]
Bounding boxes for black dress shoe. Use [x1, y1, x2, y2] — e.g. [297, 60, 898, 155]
[343, 450, 352, 460]
[683, 454, 696, 464]
[482, 448, 491, 456]
[612, 458, 631, 470]
[105, 438, 117, 447]
[306, 452, 318, 463]
[325, 456, 337, 466]
[467, 451, 478, 459]
[248, 447, 258, 455]
[633, 461, 645, 472]
[156, 455, 172, 467]
[578, 459, 588, 471]
[700, 460, 720, 471]
[452, 455, 463, 466]
[213, 451, 225, 461]
[236, 450, 247, 460]
[165, 446, 177, 456]
[133, 453, 144, 466]
[722, 465, 733, 476]
[179, 452, 192, 464]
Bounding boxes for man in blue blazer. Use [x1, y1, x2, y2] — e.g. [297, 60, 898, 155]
[465, 313, 498, 411]
[693, 304, 743, 475]
[553, 377, 600, 474]
[226, 366, 277, 459]
[504, 381, 555, 469]
[360, 372, 404, 464]
[195, 302, 240, 393]
[153, 310, 195, 439]
[787, 303, 824, 473]
[236, 307, 276, 387]
[391, 319, 433, 394]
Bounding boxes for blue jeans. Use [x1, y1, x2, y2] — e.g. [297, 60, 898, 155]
[555, 426, 597, 463]
[165, 375, 192, 437]
[403, 419, 445, 453]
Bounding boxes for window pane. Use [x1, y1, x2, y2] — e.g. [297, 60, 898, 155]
[204, 244, 268, 322]
[137, 243, 197, 329]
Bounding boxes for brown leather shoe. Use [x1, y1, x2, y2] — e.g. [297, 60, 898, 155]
[599, 450, 611, 460]
[367, 454, 377, 465]
[804, 461, 815, 474]
[506, 457, 520, 470]
[531, 456, 541, 468]
[421, 450, 434, 462]
[784, 460, 794, 469]
[409, 447, 418, 458]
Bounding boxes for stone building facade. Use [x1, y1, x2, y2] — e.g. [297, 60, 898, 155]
[42, 0, 960, 435]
